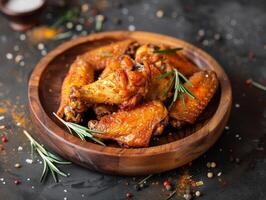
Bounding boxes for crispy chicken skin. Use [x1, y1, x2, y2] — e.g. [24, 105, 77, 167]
[56, 57, 94, 122]
[88, 101, 168, 147]
[81, 39, 136, 70]
[135, 44, 199, 77]
[76, 55, 151, 110]
[93, 104, 117, 119]
[170, 71, 218, 128]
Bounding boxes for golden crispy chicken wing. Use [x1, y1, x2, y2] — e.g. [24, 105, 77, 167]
[169, 71, 218, 128]
[81, 39, 136, 70]
[135, 44, 199, 77]
[88, 101, 168, 147]
[57, 57, 94, 122]
[76, 55, 151, 110]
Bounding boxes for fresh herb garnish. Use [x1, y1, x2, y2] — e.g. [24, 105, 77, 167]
[52, 9, 79, 28]
[165, 190, 177, 200]
[157, 69, 196, 108]
[23, 130, 71, 183]
[246, 79, 266, 91]
[153, 47, 183, 54]
[134, 174, 153, 190]
[53, 113, 105, 146]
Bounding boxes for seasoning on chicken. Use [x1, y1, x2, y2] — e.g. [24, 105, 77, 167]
[75, 55, 151, 110]
[88, 101, 168, 147]
[81, 39, 136, 70]
[135, 44, 199, 77]
[56, 57, 94, 122]
[170, 71, 218, 128]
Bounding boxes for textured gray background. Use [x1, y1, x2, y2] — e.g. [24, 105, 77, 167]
[0, 0, 265, 199]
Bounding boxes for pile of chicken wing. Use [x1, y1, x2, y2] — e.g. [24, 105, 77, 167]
[57, 39, 218, 148]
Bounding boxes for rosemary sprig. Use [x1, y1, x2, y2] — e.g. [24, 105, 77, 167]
[157, 69, 196, 108]
[23, 130, 71, 183]
[134, 174, 153, 190]
[52, 9, 79, 28]
[138, 174, 153, 185]
[249, 79, 266, 91]
[53, 113, 106, 146]
[164, 190, 177, 200]
[153, 47, 183, 54]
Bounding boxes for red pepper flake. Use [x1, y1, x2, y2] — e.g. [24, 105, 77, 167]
[248, 51, 255, 61]
[1, 135, 8, 143]
[14, 180, 21, 185]
[245, 79, 252, 85]
[125, 192, 133, 198]
[163, 180, 170, 187]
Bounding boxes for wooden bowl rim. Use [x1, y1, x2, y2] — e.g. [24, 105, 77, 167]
[28, 31, 232, 157]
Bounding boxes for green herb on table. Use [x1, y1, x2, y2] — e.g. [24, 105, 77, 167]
[246, 79, 266, 91]
[53, 113, 105, 146]
[153, 47, 183, 54]
[23, 130, 71, 183]
[52, 9, 79, 28]
[164, 190, 177, 200]
[157, 69, 196, 108]
[134, 174, 153, 190]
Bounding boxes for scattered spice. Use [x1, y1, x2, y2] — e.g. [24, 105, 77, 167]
[156, 9, 164, 18]
[195, 191, 201, 197]
[207, 172, 214, 178]
[14, 163, 21, 168]
[126, 192, 133, 198]
[14, 179, 21, 185]
[1, 135, 8, 143]
[163, 180, 172, 191]
[210, 162, 216, 168]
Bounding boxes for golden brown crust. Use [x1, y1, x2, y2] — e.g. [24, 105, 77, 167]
[56, 57, 94, 122]
[89, 101, 168, 147]
[169, 71, 218, 127]
[76, 55, 151, 110]
[81, 39, 136, 71]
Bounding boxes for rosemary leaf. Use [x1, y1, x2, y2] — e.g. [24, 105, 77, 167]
[138, 174, 153, 185]
[40, 160, 48, 182]
[156, 71, 174, 80]
[251, 80, 266, 91]
[159, 69, 196, 108]
[23, 130, 71, 183]
[53, 113, 105, 146]
[165, 190, 177, 200]
[153, 47, 183, 54]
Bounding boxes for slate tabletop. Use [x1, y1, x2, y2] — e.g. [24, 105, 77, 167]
[0, 0, 265, 200]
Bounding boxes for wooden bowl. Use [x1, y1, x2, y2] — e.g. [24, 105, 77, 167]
[28, 31, 232, 175]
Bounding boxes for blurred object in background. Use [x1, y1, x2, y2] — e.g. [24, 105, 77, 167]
[0, 0, 46, 31]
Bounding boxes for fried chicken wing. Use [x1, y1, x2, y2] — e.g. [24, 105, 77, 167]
[88, 101, 168, 147]
[81, 39, 136, 70]
[56, 57, 94, 122]
[76, 55, 151, 110]
[169, 71, 218, 128]
[135, 44, 199, 77]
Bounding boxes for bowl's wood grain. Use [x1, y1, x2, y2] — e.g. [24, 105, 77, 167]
[28, 31, 232, 175]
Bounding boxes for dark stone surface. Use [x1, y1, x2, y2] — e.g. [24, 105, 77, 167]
[0, 0, 265, 199]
